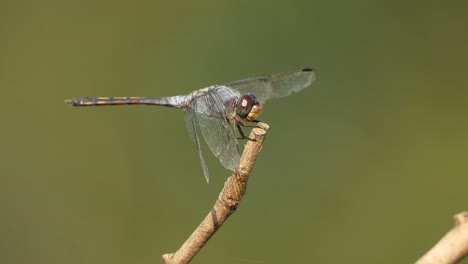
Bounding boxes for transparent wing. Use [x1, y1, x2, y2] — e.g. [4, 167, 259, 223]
[223, 68, 315, 104]
[193, 89, 241, 173]
[184, 106, 211, 183]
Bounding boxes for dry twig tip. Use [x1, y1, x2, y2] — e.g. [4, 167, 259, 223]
[162, 122, 270, 264]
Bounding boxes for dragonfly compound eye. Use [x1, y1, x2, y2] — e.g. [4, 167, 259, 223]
[236, 94, 262, 122]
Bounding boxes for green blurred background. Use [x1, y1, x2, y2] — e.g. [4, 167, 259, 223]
[2, 1, 468, 263]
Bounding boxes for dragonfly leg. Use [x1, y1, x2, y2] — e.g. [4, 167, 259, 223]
[235, 121, 256, 141]
[243, 119, 261, 127]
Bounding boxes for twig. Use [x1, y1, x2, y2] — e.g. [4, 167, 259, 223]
[416, 212, 468, 264]
[162, 122, 270, 264]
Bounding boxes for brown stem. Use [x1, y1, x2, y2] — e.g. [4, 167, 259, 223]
[162, 122, 270, 264]
[416, 212, 468, 264]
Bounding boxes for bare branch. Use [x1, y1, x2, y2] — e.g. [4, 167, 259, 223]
[416, 212, 468, 264]
[162, 122, 270, 264]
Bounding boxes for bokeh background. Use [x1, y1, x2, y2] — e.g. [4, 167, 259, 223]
[2, 1, 468, 263]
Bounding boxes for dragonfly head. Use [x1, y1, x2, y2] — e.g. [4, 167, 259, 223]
[236, 93, 262, 122]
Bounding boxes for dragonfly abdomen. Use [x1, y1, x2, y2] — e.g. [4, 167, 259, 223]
[65, 96, 187, 108]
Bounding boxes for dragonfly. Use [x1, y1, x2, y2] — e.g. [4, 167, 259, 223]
[65, 68, 315, 183]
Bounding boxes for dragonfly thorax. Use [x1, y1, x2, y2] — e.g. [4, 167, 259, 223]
[235, 93, 262, 122]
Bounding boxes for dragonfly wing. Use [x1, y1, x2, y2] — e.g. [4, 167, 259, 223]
[224, 68, 315, 104]
[193, 89, 241, 173]
[184, 106, 210, 183]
